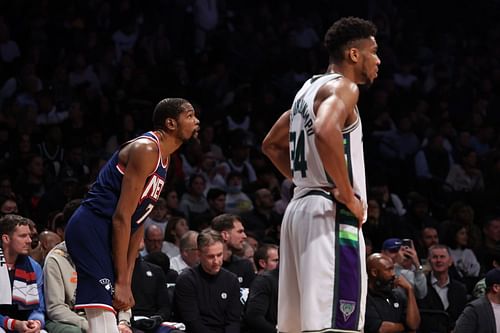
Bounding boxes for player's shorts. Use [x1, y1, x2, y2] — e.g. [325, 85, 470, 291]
[278, 189, 367, 333]
[65, 205, 115, 313]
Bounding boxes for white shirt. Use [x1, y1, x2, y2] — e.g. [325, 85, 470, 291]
[431, 273, 450, 310]
[491, 301, 500, 333]
[170, 255, 189, 273]
[140, 241, 179, 259]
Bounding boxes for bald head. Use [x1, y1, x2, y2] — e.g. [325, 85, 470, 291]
[30, 231, 62, 265]
[144, 224, 164, 254]
[39, 231, 62, 252]
[367, 253, 394, 280]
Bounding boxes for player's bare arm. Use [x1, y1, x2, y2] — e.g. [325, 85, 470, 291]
[262, 110, 292, 179]
[127, 223, 144, 278]
[314, 80, 364, 223]
[112, 139, 159, 310]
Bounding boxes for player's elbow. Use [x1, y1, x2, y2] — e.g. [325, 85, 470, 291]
[261, 136, 275, 158]
[112, 212, 129, 228]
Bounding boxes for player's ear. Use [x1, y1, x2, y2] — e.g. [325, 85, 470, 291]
[348, 47, 359, 63]
[1, 234, 9, 245]
[369, 267, 377, 278]
[166, 118, 177, 130]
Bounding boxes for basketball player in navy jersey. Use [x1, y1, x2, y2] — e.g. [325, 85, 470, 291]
[262, 17, 380, 332]
[65, 98, 199, 332]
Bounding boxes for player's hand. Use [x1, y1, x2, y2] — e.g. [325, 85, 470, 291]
[118, 322, 133, 333]
[333, 189, 365, 226]
[113, 282, 135, 311]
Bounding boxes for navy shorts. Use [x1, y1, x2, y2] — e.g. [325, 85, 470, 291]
[65, 206, 115, 313]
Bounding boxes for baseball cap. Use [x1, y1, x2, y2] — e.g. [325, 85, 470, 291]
[485, 268, 500, 288]
[382, 238, 402, 251]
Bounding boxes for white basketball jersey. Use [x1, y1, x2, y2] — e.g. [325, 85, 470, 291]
[289, 73, 367, 203]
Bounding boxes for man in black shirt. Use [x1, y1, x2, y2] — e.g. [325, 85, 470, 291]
[243, 268, 278, 333]
[130, 248, 182, 333]
[211, 214, 255, 289]
[174, 229, 241, 333]
[364, 253, 420, 333]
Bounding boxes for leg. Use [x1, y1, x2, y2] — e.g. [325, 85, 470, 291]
[280, 194, 365, 332]
[277, 201, 302, 333]
[45, 320, 84, 333]
[86, 308, 119, 333]
[66, 207, 115, 311]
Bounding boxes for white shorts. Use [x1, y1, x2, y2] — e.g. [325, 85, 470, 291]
[278, 189, 366, 333]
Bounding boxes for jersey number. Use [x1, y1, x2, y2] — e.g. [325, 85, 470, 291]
[136, 203, 154, 224]
[290, 130, 308, 177]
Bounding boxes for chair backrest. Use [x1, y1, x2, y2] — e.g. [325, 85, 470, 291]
[418, 308, 450, 333]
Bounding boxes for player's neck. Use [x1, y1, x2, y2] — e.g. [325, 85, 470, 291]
[327, 64, 355, 82]
[2, 248, 18, 268]
[223, 244, 232, 262]
[155, 130, 182, 157]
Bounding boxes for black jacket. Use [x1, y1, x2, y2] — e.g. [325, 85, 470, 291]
[243, 269, 278, 333]
[417, 274, 467, 331]
[174, 265, 241, 333]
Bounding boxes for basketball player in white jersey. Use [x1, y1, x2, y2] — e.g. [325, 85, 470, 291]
[262, 17, 380, 332]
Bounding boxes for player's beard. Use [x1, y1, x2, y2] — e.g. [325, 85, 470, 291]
[177, 127, 199, 144]
[360, 74, 373, 88]
[374, 276, 395, 295]
[184, 135, 199, 145]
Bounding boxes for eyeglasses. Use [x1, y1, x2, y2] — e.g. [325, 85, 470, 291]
[146, 239, 163, 243]
[387, 247, 401, 253]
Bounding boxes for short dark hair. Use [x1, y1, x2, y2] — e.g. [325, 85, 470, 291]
[324, 16, 377, 63]
[164, 216, 187, 243]
[442, 222, 467, 250]
[0, 214, 30, 240]
[207, 188, 226, 201]
[144, 251, 170, 275]
[197, 228, 223, 250]
[152, 98, 190, 130]
[211, 213, 241, 232]
[254, 243, 279, 270]
[60, 199, 82, 229]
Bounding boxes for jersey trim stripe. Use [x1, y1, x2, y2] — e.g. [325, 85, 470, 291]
[117, 134, 162, 177]
[332, 203, 362, 330]
[343, 135, 353, 185]
[149, 132, 169, 168]
[75, 303, 116, 314]
[137, 135, 162, 175]
[115, 163, 125, 175]
[341, 108, 360, 134]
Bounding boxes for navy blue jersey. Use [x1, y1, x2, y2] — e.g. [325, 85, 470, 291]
[82, 131, 168, 232]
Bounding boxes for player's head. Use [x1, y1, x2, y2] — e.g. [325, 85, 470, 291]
[197, 228, 224, 275]
[367, 253, 396, 292]
[324, 16, 380, 84]
[254, 243, 279, 272]
[0, 214, 32, 255]
[211, 213, 247, 251]
[152, 98, 200, 142]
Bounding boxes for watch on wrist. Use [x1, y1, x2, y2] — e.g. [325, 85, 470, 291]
[119, 319, 131, 328]
[416, 265, 423, 271]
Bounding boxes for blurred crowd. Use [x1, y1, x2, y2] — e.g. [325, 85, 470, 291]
[0, 0, 500, 332]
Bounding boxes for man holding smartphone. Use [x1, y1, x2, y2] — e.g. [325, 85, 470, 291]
[381, 238, 428, 300]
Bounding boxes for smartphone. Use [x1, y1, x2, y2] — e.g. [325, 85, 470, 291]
[401, 238, 413, 248]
